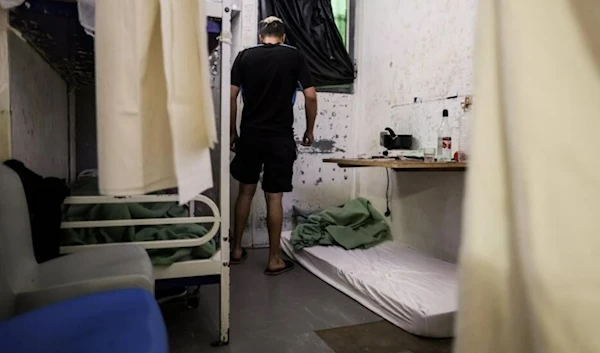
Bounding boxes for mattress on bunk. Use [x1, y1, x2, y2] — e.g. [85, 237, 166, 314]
[281, 231, 457, 338]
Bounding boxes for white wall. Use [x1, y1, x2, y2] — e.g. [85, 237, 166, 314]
[353, 0, 477, 262]
[8, 32, 69, 179]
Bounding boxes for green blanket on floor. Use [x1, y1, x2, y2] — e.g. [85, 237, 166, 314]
[61, 177, 216, 266]
[291, 198, 391, 250]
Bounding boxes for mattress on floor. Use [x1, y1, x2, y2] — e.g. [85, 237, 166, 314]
[281, 231, 457, 338]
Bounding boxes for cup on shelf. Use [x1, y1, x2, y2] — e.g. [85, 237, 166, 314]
[423, 148, 436, 162]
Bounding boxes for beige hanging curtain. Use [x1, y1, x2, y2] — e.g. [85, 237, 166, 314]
[95, 0, 217, 204]
[455, 0, 600, 352]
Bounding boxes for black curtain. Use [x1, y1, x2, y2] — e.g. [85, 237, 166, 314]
[259, 0, 355, 87]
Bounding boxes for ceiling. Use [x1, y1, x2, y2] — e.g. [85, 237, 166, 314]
[9, 0, 222, 88]
[10, 0, 94, 87]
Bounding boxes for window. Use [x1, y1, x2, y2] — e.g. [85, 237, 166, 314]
[332, 0, 348, 47]
[318, 0, 355, 94]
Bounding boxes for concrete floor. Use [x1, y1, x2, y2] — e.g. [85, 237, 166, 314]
[161, 249, 381, 353]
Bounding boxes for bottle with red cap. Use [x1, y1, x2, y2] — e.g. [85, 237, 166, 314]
[436, 109, 452, 162]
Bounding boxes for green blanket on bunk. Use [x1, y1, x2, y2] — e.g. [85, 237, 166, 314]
[291, 198, 391, 250]
[61, 177, 216, 266]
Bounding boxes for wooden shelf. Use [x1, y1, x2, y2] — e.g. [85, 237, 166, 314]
[323, 158, 467, 172]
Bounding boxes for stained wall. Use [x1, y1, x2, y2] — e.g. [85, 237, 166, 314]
[9, 31, 69, 179]
[352, 0, 477, 262]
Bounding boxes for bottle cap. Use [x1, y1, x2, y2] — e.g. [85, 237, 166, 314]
[442, 109, 448, 117]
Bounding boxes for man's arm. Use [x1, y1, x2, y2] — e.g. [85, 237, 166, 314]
[230, 51, 243, 151]
[297, 53, 317, 146]
[302, 87, 317, 146]
[230, 85, 240, 151]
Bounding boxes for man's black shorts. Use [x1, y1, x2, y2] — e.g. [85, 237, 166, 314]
[231, 134, 297, 193]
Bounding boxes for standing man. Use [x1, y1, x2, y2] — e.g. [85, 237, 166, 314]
[229, 16, 318, 275]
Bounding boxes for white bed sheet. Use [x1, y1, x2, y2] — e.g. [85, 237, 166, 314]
[281, 231, 457, 338]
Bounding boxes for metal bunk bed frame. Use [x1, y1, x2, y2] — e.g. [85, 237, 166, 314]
[57, 0, 235, 346]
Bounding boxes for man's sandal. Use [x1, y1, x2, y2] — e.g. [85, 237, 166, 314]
[264, 260, 295, 276]
[230, 249, 248, 265]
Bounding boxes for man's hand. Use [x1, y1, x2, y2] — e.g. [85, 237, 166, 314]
[302, 87, 317, 147]
[302, 130, 314, 146]
[230, 131, 239, 152]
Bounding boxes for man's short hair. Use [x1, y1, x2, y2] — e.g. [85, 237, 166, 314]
[259, 16, 285, 38]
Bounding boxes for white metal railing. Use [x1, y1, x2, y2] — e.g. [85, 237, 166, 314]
[60, 194, 221, 253]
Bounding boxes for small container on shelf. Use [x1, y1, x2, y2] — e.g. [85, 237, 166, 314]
[423, 148, 436, 162]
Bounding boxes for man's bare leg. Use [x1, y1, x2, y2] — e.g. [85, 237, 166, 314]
[232, 183, 257, 260]
[265, 192, 286, 271]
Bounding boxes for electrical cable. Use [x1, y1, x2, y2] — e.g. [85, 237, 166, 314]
[385, 168, 391, 217]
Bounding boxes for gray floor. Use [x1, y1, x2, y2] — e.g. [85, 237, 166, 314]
[161, 249, 381, 353]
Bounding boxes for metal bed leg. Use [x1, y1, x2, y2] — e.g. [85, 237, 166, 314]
[211, 232, 230, 347]
[216, 256, 230, 346]
[185, 286, 200, 309]
[213, 0, 232, 346]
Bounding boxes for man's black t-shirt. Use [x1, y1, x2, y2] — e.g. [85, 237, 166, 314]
[231, 44, 315, 136]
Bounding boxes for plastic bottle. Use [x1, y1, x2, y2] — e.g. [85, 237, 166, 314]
[437, 109, 452, 161]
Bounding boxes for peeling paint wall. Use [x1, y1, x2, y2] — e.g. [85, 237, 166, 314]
[247, 94, 354, 246]
[9, 32, 69, 179]
[353, 0, 477, 262]
[235, 0, 354, 247]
